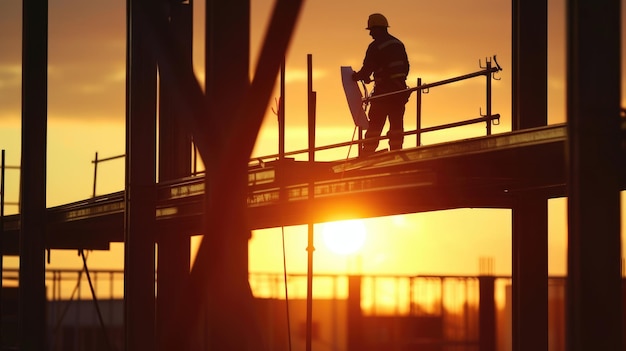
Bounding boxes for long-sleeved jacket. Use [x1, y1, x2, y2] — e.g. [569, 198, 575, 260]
[353, 32, 409, 94]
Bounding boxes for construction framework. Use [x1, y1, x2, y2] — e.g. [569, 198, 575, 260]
[13, 0, 624, 350]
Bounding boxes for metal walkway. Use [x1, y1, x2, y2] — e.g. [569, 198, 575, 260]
[3, 122, 624, 254]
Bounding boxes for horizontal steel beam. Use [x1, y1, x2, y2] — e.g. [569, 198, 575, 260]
[2, 123, 626, 253]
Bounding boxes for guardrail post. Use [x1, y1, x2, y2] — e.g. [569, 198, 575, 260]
[485, 60, 492, 136]
[416, 78, 422, 146]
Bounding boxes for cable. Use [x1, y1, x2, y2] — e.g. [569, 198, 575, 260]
[340, 126, 360, 179]
[281, 226, 293, 351]
[80, 249, 114, 351]
[50, 269, 84, 349]
[341, 79, 370, 173]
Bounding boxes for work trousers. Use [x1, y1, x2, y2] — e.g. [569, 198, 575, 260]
[362, 90, 409, 154]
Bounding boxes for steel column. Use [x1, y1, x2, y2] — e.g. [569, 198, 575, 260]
[0, 150, 4, 349]
[156, 0, 192, 347]
[347, 275, 363, 351]
[566, 1, 622, 350]
[512, 0, 547, 130]
[19, 0, 48, 349]
[125, 0, 158, 349]
[305, 53, 316, 351]
[156, 0, 303, 347]
[201, 0, 255, 349]
[511, 1, 549, 350]
[512, 195, 548, 351]
[478, 275, 496, 351]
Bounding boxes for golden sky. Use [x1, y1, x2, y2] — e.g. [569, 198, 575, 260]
[0, 0, 625, 278]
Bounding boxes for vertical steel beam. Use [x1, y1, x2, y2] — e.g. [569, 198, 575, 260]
[205, 0, 250, 135]
[279, 61, 286, 159]
[0, 150, 4, 348]
[125, 0, 157, 349]
[156, 0, 303, 347]
[202, 0, 253, 349]
[156, 0, 193, 347]
[511, 0, 547, 130]
[347, 275, 362, 351]
[305, 54, 316, 351]
[478, 275, 496, 351]
[512, 195, 548, 351]
[511, 1, 549, 350]
[19, 0, 48, 349]
[566, 1, 622, 350]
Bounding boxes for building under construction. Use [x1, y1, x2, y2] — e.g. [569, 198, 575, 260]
[1, 0, 624, 350]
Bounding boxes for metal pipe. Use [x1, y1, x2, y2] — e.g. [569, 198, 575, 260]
[365, 64, 502, 102]
[92, 154, 125, 163]
[486, 59, 493, 135]
[416, 78, 422, 147]
[305, 53, 315, 351]
[252, 114, 500, 162]
[307, 54, 315, 162]
[92, 152, 98, 198]
[91, 153, 125, 198]
[279, 60, 286, 160]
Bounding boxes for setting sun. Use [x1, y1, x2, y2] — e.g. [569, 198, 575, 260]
[321, 219, 367, 255]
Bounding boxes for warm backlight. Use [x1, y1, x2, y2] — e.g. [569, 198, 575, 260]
[321, 219, 367, 255]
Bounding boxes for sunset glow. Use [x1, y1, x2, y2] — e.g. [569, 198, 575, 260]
[321, 219, 367, 256]
[1, 0, 624, 278]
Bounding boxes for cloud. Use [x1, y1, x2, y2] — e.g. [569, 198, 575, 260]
[283, 68, 328, 84]
[0, 65, 21, 90]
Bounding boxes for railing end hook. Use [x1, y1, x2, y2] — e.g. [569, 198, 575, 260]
[491, 55, 503, 80]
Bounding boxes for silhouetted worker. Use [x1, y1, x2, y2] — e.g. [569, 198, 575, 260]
[352, 13, 410, 156]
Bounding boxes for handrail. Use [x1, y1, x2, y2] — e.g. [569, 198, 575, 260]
[362, 56, 502, 148]
[88, 58, 504, 190]
[91, 152, 125, 198]
[0, 151, 20, 210]
[365, 58, 502, 102]
[251, 57, 503, 164]
[250, 113, 500, 164]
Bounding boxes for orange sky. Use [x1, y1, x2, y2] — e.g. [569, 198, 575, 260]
[0, 0, 625, 279]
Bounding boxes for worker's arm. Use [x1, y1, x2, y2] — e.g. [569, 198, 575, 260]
[352, 43, 377, 82]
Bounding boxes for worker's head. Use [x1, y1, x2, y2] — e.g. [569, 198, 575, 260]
[366, 13, 389, 39]
[366, 13, 389, 30]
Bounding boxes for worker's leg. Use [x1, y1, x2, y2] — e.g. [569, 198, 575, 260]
[387, 94, 409, 150]
[362, 101, 387, 155]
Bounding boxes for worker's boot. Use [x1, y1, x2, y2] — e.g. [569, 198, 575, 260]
[387, 130, 404, 151]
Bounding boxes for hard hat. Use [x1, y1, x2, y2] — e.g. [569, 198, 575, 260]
[366, 13, 389, 30]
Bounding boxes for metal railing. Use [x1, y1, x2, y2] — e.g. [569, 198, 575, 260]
[3, 268, 504, 313]
[86, 57, 503, 198]
[3, 268, 567, 351]
[0, 150, 20, 212]
[252, 56, 503, 164]
[91, 152, 125, 198]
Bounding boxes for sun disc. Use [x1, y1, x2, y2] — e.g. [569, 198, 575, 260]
[321, 220, 367, 255]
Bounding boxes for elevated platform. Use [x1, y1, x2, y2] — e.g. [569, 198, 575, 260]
[2, 123, 625, 254]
